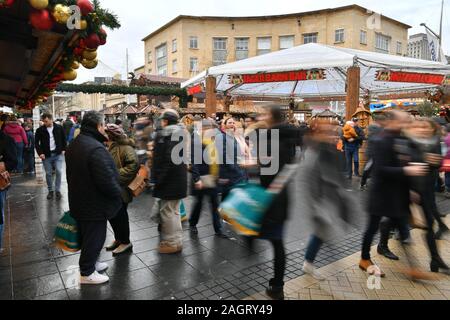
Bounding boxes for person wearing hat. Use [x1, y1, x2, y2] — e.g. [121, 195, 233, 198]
[152, 109, 188, 254]
[104, 124, 139, 256]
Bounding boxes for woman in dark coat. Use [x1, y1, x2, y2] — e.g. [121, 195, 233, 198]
[257, 105, 299, 300]
[104, 124, 139, 256]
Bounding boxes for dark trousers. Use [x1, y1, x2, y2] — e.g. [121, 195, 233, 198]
[305, 235, 323, 263]
[379, 217, 411, 248]
[109, 203, 131, 244]
[77, 220, 107, 276]
[362, 215, 409, 260]
[345, 147, 359, 178]
[189, 189, 222, 233]
[420, 190, 445, 259]
[270, 239, 286, 287]
[23, 150, 35, 173]
[360, 159, 373, 187]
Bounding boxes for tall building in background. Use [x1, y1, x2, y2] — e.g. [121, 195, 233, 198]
[407, 33, 431, 60]
[142, 4, 410, 79]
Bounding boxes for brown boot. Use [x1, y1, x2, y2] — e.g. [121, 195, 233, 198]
[159, 242, 182, 254]
[359, 259, 386, 277]
[403, 268, 440, 281]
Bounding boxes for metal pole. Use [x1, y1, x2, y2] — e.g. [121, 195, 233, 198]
[52, 95, 55, 119]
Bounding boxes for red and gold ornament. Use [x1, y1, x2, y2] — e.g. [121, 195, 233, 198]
[29, 9, 54, 31]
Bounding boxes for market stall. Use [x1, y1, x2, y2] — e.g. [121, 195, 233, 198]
[182, 43, 450, 119]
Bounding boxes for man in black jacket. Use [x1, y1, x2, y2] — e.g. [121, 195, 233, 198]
[0, 131, 17, 254]
[66, 111, 122, 285]
[152, 109, 188, 254]
[35, 113, 67, 200]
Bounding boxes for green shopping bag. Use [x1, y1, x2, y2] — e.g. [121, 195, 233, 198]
[54, 211, 81, 252]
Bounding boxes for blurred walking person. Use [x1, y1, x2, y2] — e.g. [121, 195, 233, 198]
[3, 115, 27, 174]
[35, 113, 66, 200]
[0, 130, 17, 255]
[152, 109, 188, 254]
[23, 124, 35, 174]
[258, 105, 298, 300]
[216, 117, 247, 201]
[300, 119, 352, 279]
[189, 119, 228, 238]
[359, 111, 428, 278]
[66, 111, 122, 285]
[105, 124, 139, 256]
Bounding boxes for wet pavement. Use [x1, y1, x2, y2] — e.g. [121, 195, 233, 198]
[1, 162, 450, 300]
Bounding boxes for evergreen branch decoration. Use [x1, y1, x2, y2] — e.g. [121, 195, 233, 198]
[92, 0, 121, 29]
[56, 83, 189, 107]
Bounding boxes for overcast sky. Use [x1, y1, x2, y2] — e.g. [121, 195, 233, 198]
[76, 0, 450, 83]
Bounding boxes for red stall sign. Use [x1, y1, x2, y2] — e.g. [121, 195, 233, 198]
[228, 69, 325, 84]
[376, 70, 448, 85]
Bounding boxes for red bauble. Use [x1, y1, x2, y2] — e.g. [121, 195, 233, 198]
[77, 0, 94, 16]
[0, 0, 15, 8]
[99, 28, 107, 45]
[73, 47, 84, 56]
[84, 33, 100, 49]
[29, 9, 54, 31]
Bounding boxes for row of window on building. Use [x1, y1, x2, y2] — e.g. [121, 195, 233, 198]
[150, 30, 399, 76]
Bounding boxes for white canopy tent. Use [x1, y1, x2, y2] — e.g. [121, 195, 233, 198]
[181, 43, 450, 98]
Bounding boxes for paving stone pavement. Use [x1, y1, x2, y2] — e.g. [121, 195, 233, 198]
[1, 168, 450, 300]
[245, 217, 450, 301]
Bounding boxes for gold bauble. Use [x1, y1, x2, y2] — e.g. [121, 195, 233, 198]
[71, 61, 80, 69]
[82, 50, 97, 60]
[63, 70, 77, 81]
[53, 4, 71, 24]
[79, 20, 87, 30]
[81, 58, 98, 69]
[28, 0, 49, 10]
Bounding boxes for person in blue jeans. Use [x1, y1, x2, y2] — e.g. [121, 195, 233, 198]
[343, 119, 365, 179]
[23, 124, 35, 174]
[35, 113, 67, 200]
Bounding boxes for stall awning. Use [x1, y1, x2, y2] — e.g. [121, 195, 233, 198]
[181, 43, 450, 98]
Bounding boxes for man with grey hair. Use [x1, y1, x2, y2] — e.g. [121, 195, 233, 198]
[66, 111, 122, 285]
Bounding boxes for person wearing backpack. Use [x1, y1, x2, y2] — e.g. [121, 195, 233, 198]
[104, 124, 139, 256]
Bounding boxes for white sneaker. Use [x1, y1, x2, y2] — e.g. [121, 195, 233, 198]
[302, 261, 325, 280]
[80, 271, 109, 285]
[95, 262, 109, 273]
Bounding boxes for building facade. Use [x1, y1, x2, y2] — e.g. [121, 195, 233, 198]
[407, 33, 431, 60]
[142, 4, 410, 79]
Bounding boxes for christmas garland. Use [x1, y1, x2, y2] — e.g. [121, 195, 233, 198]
[56, 83, 189, 107]
[2, 0, 121, 109]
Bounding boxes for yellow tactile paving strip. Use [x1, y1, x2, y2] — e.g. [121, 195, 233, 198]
[245, 217, 450, 300]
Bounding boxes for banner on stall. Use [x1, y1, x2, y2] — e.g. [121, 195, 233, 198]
[228, 69, 326, 84]
[375, 70, 449, 86]
[187, 83, 205, 95]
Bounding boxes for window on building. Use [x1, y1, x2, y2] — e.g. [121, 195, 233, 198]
[172, 39, 177, 53]
[213, 38, 227, 66]
[172, 59, 177, 74]
[375, 33, 390, 52]
[190, 57, 199, 73]
[335, 29, 345, 43]
[156, 43, 167, 76]
[280, 35, 294, 49]
[360, 30, 367, 45]
[396, 41, 402, 54]
[189, 36, 198, 49]
[235, 38, 249, 61]
[303, 33, 318, 44]
[257, 37, 272, 55]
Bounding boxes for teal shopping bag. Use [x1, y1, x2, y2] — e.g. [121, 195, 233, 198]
[180, 200, 187, 222]
[54, 211, 81, 252]
[219, 184, 274, 236]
